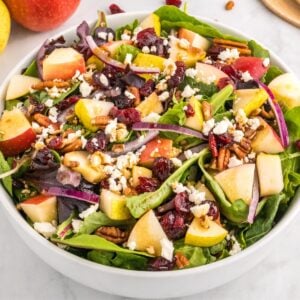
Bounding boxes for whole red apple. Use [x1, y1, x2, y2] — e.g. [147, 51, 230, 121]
[3, 0, 80, 32]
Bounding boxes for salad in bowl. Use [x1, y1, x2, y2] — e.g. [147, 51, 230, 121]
[0, 5, 299, 272]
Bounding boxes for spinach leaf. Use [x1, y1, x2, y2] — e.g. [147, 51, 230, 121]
[53, 82, 80, 105]
[114, 45, 140, 62]
[87, 250, 148, 270]
[155, 6, 246, 42]
[198, 148, 248, 224]
[23, 60, 39, 77]
[79, 211, 134, 234]
[51, 234, 153, 257]
[263, 66, 284, 85]
[284, 107, 300, 143]
[243, 194, 283, 245]
[0, 151, 13, 196]
[115, 19, 139, 40]
[209, 84, 234, 115]
[179, 76, 218, 98]
[126, 153, 202, 218]
[248, 40, 269, 58]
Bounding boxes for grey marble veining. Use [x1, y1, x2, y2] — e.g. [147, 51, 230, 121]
[0, 0, 299, 299]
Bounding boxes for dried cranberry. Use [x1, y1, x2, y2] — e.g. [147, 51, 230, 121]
[166, 0, 182, 7]
[202, 200, 220, 220]
[94, 27, 115, 44]
[207, 45, 225, 61]
[56, 96, 80, 111]
[296, 140, 300, 151]
[136, 177, 160, 193]
[148, 257, 175, 271]
[152, 157, 175, 182]
[174, 191, 191, 214]
[217, 77, 234, 90]
[93, 71, 110, 89]
[111, 94, 133, 109]
[216, 133, 233, 146]
[160, 211, 187, 240]
[85, 132, 108, 153]
[185, 104, 195, 117]
[168, 61, 186, 88]
[29, 98, 45, 115]
[140, 79, 155, 97]
[47, 136, 63, 150]
[100, 179, 110, 190]
[221, 65, 239, 80]
[31, 148, 57, 170]
[136, 28, 158, 48]
[208, 133, 218, 158]
[109, 4, 125, 14]
[110, 107, 141, 125]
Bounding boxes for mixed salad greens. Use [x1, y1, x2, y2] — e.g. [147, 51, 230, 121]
[0, 5, 299, 271]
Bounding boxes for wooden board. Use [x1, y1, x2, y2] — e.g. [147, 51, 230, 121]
[262, 0, 300, 28]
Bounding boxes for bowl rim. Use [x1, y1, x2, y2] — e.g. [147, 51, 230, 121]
[0, 10, 299, 278]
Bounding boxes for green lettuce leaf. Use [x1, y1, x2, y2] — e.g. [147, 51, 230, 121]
[263, 66, 284, 85]
[284, 107, 300, 143]
[209, 84, 234, 115]
[155, 6, 246, 42]
[159, 101, 187, 126]
[114, 45, 140, 63]
[248, 40, 269, 58]
[115, 19, 139, 40]
[0, 151, 12, 196]
[23, 60, 39, 77]
[79, 211, 134, 234]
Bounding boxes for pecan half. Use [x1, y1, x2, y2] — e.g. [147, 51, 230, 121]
[127, 86, 141, 106]
[33, 113, 60, 131]
[95, 226, 129, 244]
[61, 139, 82, 153]
[111, 144, 125, 153]
[244, 129, 257, 140]
[230, 143, 247, 159]
[32, 80, 70, 90]
[175, 252, 190, 269]
[217, 147, 230, 170]
[239, 138, 252, 152]
[202, 101, 212, 121]
[91, 116, 112, 126]
[213, 38, 251, 56]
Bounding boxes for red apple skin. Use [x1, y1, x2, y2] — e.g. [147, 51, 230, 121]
[23, 194, 52, 205]
[3, 0, 80, 32]
[0, 127, 36, 157]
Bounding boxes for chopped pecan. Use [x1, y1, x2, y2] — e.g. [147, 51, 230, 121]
[260, 106, 275, 119]
[244, 129, 257, 140]
[33, 113, 60, 130]
[230, 143, 247, 159]
[95, 226, 128, 244]
[217, 147, 230, 170]
[213, 38, 251, 56]
[175, 252, 190, 269]
[61, 139, 82, 153]
[32, 80, 70, 90]
[239, 138, 252, 152]
[123, 187, 137, 196]
[91, 116, 112, 126]
[225, 1, 235, 10]
[127, 86, 141, 106]
[202, 101, 212, 121]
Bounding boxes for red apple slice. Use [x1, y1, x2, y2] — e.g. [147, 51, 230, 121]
[42, 47, 86, 80]
[232, 57, 268, 80]
[178, 28, 210, 51]
[251, 117, 284, 154]
[20, 195, 57, 223]
[0, 108, 36, 157]
[195, 63, 229, 84]
[6, 74, 41, 100]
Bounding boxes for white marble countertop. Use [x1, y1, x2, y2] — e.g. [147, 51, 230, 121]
[0, 0, 299, 299]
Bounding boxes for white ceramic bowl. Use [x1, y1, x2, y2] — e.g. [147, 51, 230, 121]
[0, 12, 299, 299]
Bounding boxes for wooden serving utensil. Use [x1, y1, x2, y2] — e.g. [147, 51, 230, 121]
[262, 0, 300, 28]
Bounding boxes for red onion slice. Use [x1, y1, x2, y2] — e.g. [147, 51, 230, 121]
[258, 81, 289, 148]
[105, 131, 159, 157]
[247, 169, 260, 224]
[44, 187, 99, 204]
[86, 36, 160, 74]
[132, 122, 207, 140]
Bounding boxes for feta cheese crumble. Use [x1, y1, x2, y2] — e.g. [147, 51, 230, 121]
[124, 53, 133, 65]
[105, 118, 118, 142]
[185, 68, 197, 78]
[141, 112, 161, 123]
[241, 71, 253, 82]
[232, 130, 244, 142]
[142, 46, 150, 54]
[181, 85, 195, 98]
[218, 48, 239, 61]
[72, 219, 83, 233]
[247, 117, 260, 130]
[228, 155, 243, 168]
[33, 222, 56, 238]
[127, 240, 137, 251]
[160, 238, 174, 261]
[202, 118, 215, 136]
[213, 119, 232, 135]
[79, 204, 99, 219]
[190, 203, 210, 218]
[263, 57, 270, 67]
[80, 81, 93, 97]
[229, 235, 242, 256]
[159, 91, 170, 102]
[170, 157, 183, 168]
